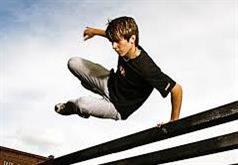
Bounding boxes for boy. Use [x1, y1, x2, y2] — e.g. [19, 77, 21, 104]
[55, 16, 182, 121]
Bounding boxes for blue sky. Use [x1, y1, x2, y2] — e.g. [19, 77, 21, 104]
[1, 0, 237, 164]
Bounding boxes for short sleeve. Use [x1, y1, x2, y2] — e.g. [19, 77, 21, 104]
[143, 63, 176, 98]
[131, 48, 176, 98]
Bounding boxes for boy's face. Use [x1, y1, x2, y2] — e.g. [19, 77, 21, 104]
[111, 36, 135, 57]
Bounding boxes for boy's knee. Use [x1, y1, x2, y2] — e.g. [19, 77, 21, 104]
[67, 57, 83, 70]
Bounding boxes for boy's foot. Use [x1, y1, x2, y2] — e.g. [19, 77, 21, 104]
[55, 102, 71, 115]
[55, 102, 90, 118]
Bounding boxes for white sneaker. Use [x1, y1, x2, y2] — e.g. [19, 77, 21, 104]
[55, 103, 71, 115]
[54, 102, 90, 118]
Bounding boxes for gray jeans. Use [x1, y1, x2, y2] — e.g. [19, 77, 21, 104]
[67, 57, 121, 120]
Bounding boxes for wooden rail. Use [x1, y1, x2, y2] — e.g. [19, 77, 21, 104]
[39, 101, 238, 165]
[101, 132, 238, 165]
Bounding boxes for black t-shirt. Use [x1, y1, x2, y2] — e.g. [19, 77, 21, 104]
[108, 46, 176, 120]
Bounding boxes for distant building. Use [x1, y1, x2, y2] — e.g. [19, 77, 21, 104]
[0, 146, 52, 165]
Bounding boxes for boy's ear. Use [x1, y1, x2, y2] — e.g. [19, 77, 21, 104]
[129, 35, 136, 44]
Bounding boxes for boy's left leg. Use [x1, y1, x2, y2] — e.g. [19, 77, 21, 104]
[55, 96, 121, 120]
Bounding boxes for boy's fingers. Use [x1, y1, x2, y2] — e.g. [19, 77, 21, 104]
[156, 122, 164, 128]
[83, 30, 88, 37]
[84, 35, 90, 41]
[84, 36, 88, 41]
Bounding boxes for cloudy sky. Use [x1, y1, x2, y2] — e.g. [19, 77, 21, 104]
[0, 0, 237, 164]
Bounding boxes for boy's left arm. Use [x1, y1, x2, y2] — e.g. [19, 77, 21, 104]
[170, 83, 183, 121]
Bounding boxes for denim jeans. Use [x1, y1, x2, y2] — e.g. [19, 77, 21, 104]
[67, 57, 121, 120]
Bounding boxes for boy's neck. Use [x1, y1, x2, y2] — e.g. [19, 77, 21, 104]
[126, 46, 141, 59]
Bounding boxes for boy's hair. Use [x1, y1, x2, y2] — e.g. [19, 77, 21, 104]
[105, 16, 139, 46]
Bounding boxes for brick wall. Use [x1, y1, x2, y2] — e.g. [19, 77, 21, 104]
[0, 146, 50, 165]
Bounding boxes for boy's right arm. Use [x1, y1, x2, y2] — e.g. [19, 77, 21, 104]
[83, 27, 107, 41]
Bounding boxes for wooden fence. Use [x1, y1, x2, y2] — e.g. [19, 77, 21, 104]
[39, 101, 238, 165]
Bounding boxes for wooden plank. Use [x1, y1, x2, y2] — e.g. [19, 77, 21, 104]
[39, 101, 238, 165]
[101, 132, 238, 165]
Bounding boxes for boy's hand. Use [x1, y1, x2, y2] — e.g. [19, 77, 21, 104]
[156, 120, 172, 128]
[83, 27, 96, 41]
[156, 122, 165, 128]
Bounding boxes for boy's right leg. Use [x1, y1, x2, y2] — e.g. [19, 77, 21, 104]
[67, 56, 110, 97]
[55, 56, 121, 120]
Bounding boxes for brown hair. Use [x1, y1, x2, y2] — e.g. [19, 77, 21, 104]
[105, 16, 139, 46]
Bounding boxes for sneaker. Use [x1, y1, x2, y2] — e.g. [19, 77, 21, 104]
[55, 102, 90, 118]
[55, 102, 73, 115]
